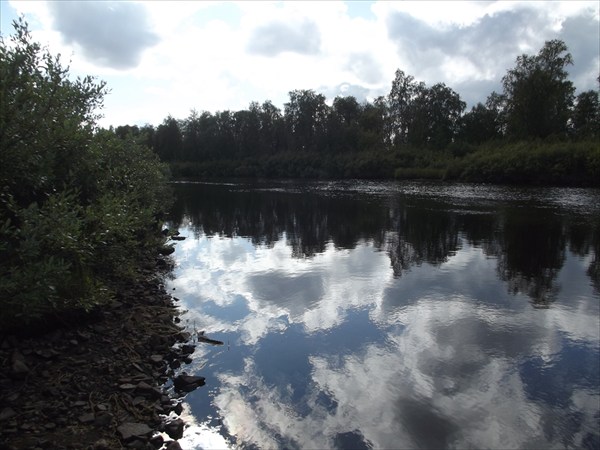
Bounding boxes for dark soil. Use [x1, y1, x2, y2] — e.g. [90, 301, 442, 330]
[0, 256, 197, 450]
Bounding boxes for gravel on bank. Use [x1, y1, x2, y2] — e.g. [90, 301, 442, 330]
[0, 255, 199, 450]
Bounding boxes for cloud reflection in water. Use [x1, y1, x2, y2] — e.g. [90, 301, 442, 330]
[170, 228, 599, 449]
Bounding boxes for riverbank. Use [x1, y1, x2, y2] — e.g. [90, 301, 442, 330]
[0, 251, 196, 450]
[167, 140, 600, 187]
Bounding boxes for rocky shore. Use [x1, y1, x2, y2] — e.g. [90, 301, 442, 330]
[0, 254, 199, 450]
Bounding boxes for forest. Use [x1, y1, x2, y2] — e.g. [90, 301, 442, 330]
[116, 39, 600, 186]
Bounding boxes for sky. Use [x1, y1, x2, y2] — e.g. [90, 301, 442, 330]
[1, 1, 599, 128]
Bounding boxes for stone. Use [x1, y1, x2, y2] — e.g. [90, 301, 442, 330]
[150, 354, 163, 363]
[94, 412, 113, 428]
[0, 407, 16, 421]
[171, 236, 186, 241]
[10, 354, 30, 379]
[165, 440, 183, 450]
[149, 434, 164, 449]
[159, 245, 175, 256]
[78, 412, 95, 424]
[164, 418, 184, 440]
[91, 439, 113, 450]
[173, 402, 183, 416]
[180, 344, 195, 355]
[173, 373, 205, 392]
[117, 422, 153, 441]
[136, 381, 162, 399]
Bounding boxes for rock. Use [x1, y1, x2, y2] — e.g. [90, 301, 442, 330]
[173, 373, 205, 392]
[34, 348, 59, 359]
[92, 439, 113, 450]
[159, 245, 175, 256]
[180, 344, 195, 355]
[10, 351, 30, 379]
[149, 434, 164, 449]
[126, 438, 150, 449]
[136, 381, 162, 399]
[164, 418, 184, 440]
[117, 422, 153, 441]
[173, 402, 183, 416]
[94, 412, 113, 427]
[171, 236, 186, 241]
[78, 412, 95, 424]
[150, 354, 163, 364]
[132, 396, 146, 406]
[165, 440, 183, 450]
[0, 407, 16, 421]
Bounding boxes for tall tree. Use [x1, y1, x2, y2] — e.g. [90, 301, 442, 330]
[571, 90, 600, 138]
[387, 69, 423, 146]
[428, 83, 465, 148]
[233, 104, 261, 157]
[181, 110, 203, 161]
[328, 96, 361, 153]
[215, 110, 236, 158]
[358, 97, 387, 151]
[154, 115, 183, 161]
[458, 92, 505, 145]
[284, 89, 329, 152]
[502, 39, 575, 139]
[259, 100, 284, 155]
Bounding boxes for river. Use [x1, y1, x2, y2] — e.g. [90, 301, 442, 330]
[165, 180, 600, 450]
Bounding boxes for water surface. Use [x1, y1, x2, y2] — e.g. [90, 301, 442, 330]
[166, 180, 600, 449]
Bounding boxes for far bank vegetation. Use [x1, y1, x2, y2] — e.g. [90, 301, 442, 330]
[115, 39, 599, 186]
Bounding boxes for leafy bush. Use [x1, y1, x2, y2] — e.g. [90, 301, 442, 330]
[453, 140, 600, 186]
[0, 20, 171, 329]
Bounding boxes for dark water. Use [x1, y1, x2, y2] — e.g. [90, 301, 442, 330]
[165, 180, 600, 450]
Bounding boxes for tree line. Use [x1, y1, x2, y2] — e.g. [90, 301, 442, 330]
[116, 39, 599, 184]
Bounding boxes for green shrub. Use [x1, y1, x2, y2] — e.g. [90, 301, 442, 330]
[0, 20, 171, 329]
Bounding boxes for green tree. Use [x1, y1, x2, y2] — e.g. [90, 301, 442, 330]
[181, 109, 203, 161]
[419, 82, 465, 149]
[0, 18, 106, 207]
[215, 110, 236, 157]
[571, 90, 600, 138]
[284, 89, 329, 152]
[387, 69, 423, 146]
[233, 103, 261, 157]
[357, 97, 387, 151]
[0, 19, 170, 327]
[259, 100, 284, 155]
[459, 99, 502, 145]
[502, 39, 575, 139]
[328, 96, 361, 153]
[154, 115, 183, 161]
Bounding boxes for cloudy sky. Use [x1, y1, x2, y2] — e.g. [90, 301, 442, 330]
[1, 1, 598, 128]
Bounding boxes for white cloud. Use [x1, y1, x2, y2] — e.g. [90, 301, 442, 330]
[7, 0, 598, 126]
